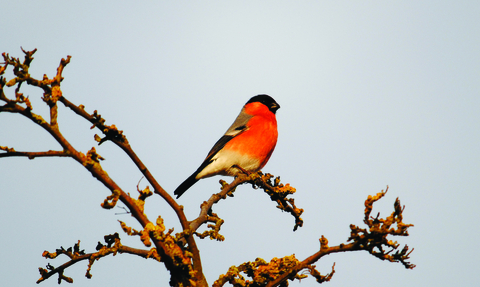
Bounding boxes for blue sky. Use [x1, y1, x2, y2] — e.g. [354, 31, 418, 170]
[1, 1, 479, 286]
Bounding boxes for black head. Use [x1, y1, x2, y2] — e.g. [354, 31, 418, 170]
[246, 94, 280, 114]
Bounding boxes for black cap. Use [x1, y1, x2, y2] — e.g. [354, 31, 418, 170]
[246, 94, 280, 114]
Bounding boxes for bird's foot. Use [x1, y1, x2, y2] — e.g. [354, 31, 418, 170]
[232, 165, 251, 176]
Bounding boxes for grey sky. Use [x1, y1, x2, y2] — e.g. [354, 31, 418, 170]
[1, 2, 479, 286]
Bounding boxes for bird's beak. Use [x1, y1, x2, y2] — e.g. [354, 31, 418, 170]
[271, 102, 280, 113]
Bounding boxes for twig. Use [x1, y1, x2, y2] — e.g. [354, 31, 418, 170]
[0, 149, 70, 159]
[1, 49, 204, 285]
[37, 235, 154, 284]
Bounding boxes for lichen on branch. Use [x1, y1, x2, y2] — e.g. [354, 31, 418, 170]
[2, 49, 414, 287]
[215, 188, 414, 287]
[37, 233, 155, 284]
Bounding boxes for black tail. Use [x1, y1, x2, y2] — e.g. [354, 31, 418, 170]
[174, 172, 199, 198]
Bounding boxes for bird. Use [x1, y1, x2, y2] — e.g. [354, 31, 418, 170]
[174, 94, 280, 198]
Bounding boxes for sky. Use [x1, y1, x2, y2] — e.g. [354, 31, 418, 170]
[1, 1, 479, 286]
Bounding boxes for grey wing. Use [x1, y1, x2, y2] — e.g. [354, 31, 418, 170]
[203, 109, 252, 160]
[224, 109, 252, 136]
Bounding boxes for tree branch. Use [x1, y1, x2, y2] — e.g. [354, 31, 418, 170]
[188, 172, 303, 243]
[213, 187, 414, 287]
[2, 49, 415, 287]
[56, 91, 204, 282]
[37, 233, 156, 284]
[189, 175, 249, 233]
[249, 172, 303, 231]
[0, 147, 70, 159]
[1, 49, 206, 286]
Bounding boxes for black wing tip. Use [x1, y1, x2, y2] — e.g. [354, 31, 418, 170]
[173, 188, 184, 199]
[246, 94, 280, 113]
[174, 173, 199, 199]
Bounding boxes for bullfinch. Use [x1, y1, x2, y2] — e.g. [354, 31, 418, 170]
[174, 94, 280, 198]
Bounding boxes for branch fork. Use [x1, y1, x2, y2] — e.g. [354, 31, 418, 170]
[1, 49, 414, 287]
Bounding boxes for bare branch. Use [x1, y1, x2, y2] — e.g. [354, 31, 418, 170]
[189, 175, 249, 233]
[1, 49, 206, 286]
[213, 188, 415, 287]
[3, 49, 415, 287]
[56, 92, 205, 282]
[37, 233, 155, 284]
[189, 172, 303, 238]
[0, 148, 70, 159]
[249, 172, 303, 231]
